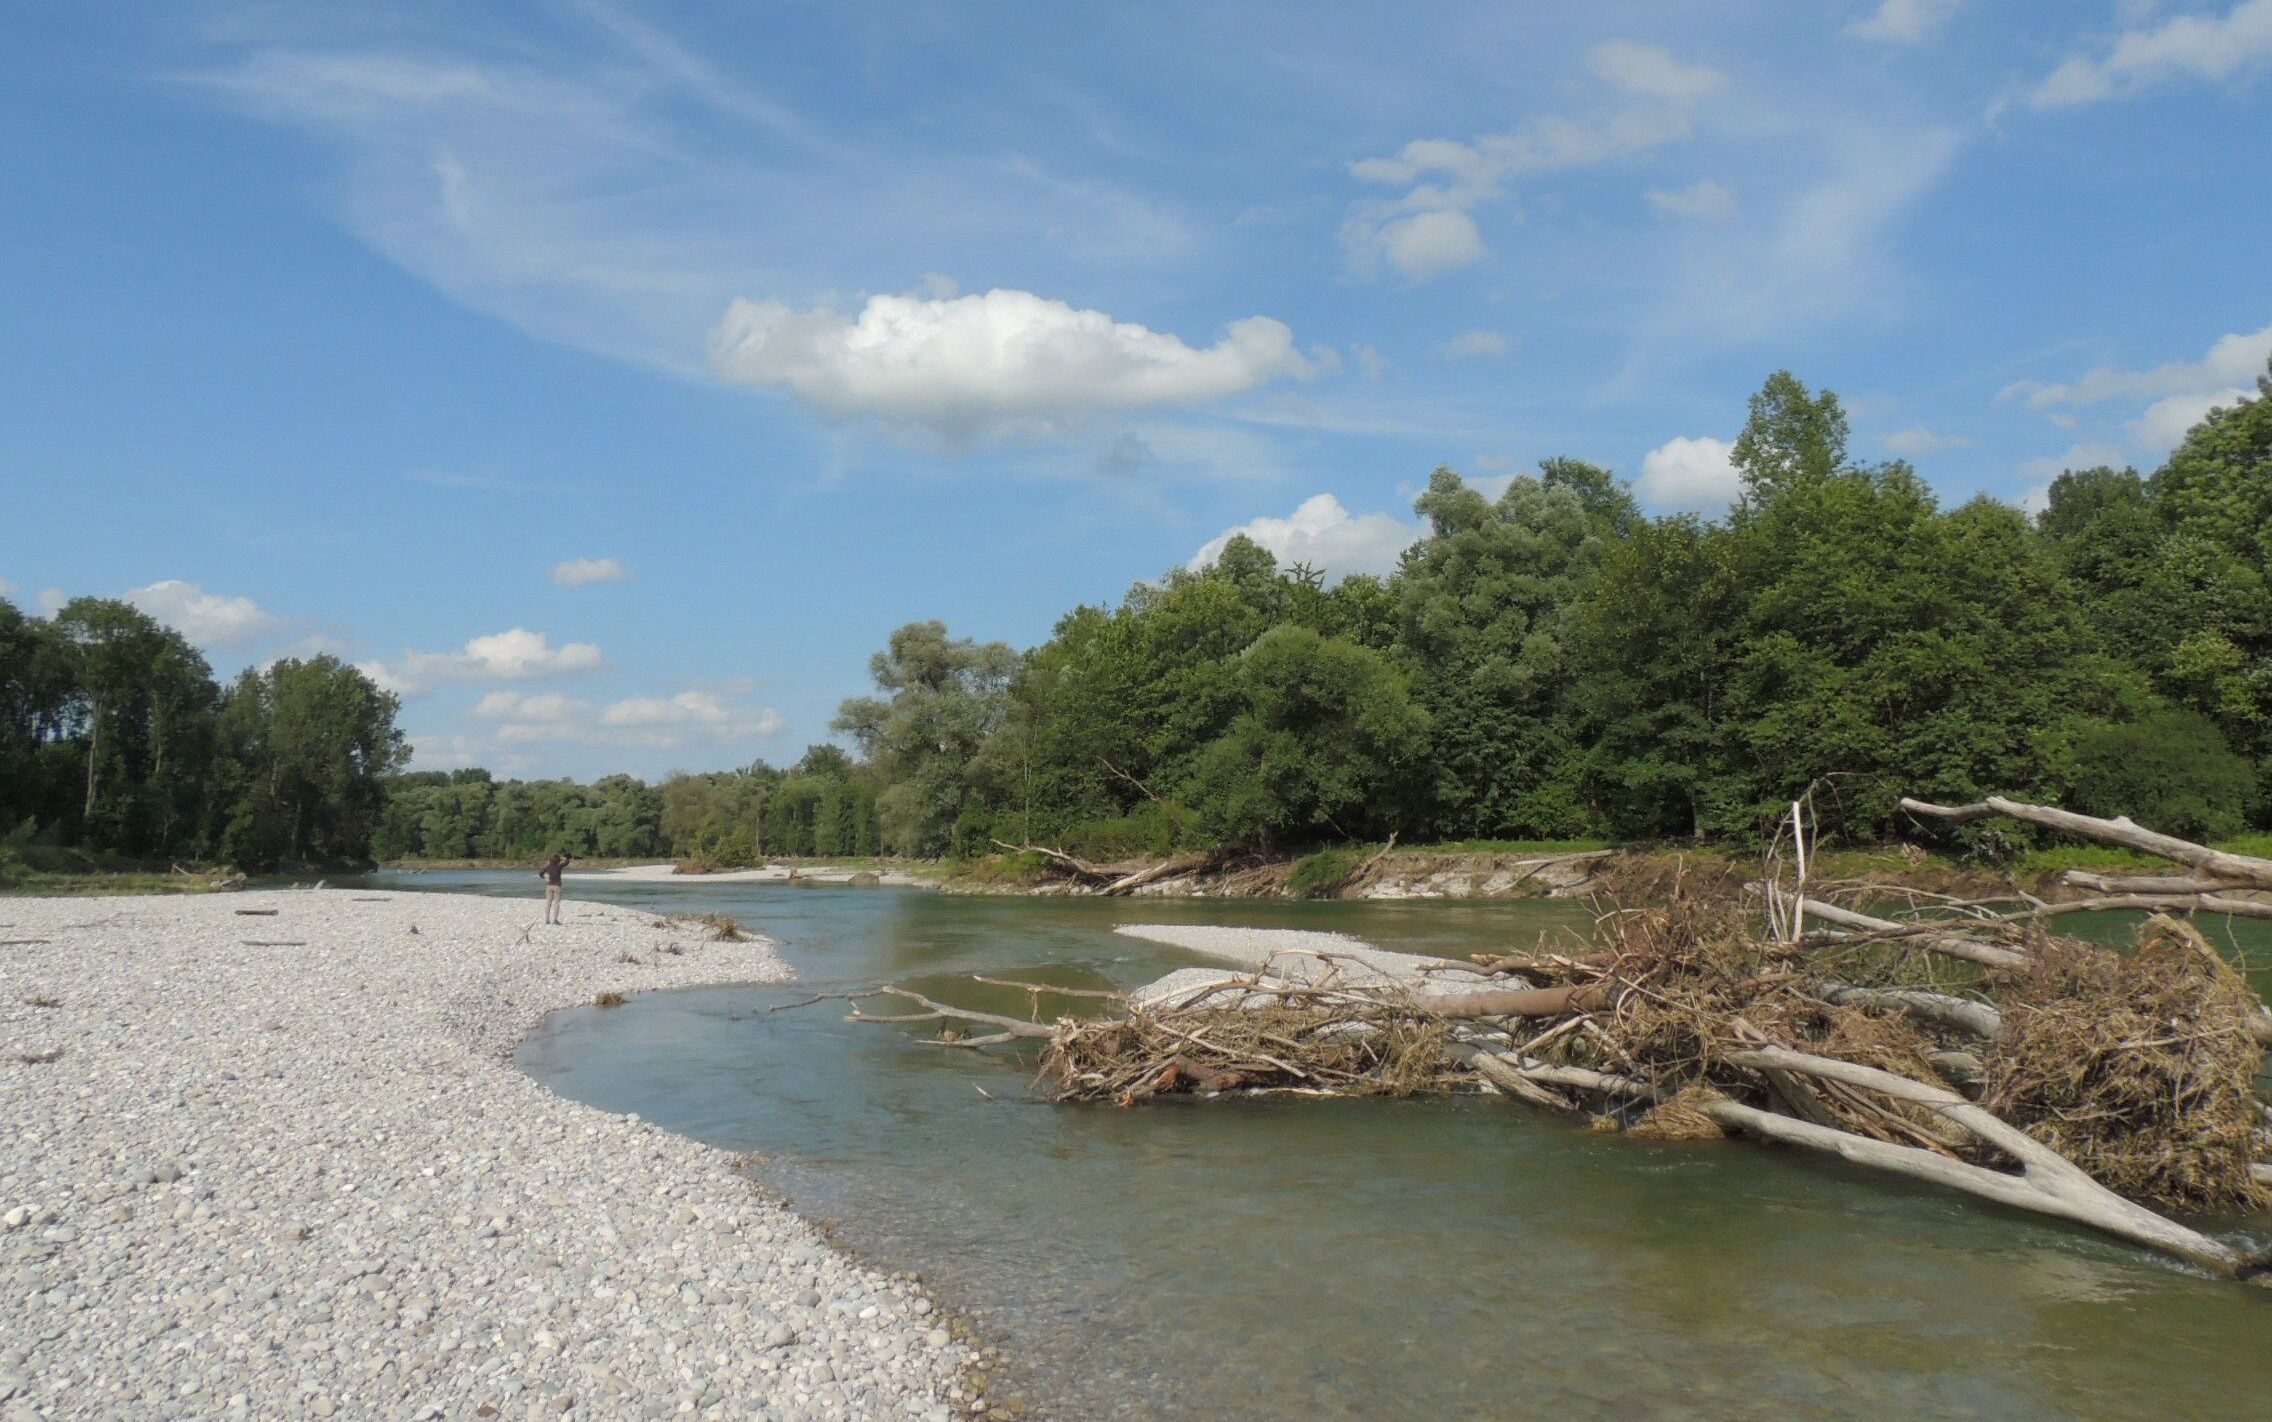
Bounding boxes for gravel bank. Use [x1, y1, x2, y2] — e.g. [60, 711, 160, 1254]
[0, 889, 970, 1422]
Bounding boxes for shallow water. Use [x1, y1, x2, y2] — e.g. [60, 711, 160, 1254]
[366, 871, 2272, 1420]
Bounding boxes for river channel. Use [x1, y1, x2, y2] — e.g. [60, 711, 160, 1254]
[365, 870, 2272, 1420]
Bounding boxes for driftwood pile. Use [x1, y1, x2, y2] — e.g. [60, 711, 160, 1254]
[837, 797, 2272, 1288]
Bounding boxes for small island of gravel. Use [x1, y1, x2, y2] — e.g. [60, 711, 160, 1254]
[0, 889, 971, 1422]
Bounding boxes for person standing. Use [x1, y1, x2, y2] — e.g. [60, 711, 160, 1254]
[539, 852, 574, 925]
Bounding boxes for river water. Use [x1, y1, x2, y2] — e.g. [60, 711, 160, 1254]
[369, 870, 2272, 1420]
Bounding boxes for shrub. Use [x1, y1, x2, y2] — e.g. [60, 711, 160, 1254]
[2067, 709, 2252, 841]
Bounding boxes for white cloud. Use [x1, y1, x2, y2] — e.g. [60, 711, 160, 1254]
[2029, 0, 2272, 108]
[1438, 329, 1510, 359]
[1373, 208, 1487, 281]
[2019, 484, 2053, 516]
[472, 686, 784, 749]
[1351, 344, 1389, 381]
[36, 589, 66, 616]
[1637, 436, 1742, 512]
[1646, 178, 1737, 222]
[709, 287, 1314, 439]
[1343, 49, 1719, 284]
[359, 627, 602, 696]
[2017, 441, 2129, 482]
[2002, 323, 2272, 409]
[1189, 494, 1420, 583]
[1881, 426, 1972, 455]
[1587, 41, 1727, 102]
[550, 556, 629, 587]
[2128, 386, 2253, 453]
[1849, 0, 1968, 44]
[125, 580, 290, 650]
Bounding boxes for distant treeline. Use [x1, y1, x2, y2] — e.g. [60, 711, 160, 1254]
[1, 598, 406, 869]
[370, 747, 880, 863]
[20, 366, 2262, 874]
[817, 367, 2271, 859]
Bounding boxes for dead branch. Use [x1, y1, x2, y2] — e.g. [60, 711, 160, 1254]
[1718, 1045, 2258, 1279]
[1900, 795, 2272, 891]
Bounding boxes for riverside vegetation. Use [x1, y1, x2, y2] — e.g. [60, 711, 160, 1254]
[10, 367, 2270, 882]
[366, 367, 2272, 880]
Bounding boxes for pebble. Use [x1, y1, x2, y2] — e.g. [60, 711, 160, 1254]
[0, 889, 970, 1418]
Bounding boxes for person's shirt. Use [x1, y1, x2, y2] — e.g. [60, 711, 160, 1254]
[541, 858, 565, 886]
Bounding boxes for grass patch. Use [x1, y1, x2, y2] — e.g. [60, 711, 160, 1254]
[1288, 847, 1365, 899]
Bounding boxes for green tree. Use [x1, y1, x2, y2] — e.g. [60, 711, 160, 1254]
[1186, 625, 1428, 846]
[832, 621, 1017, 855]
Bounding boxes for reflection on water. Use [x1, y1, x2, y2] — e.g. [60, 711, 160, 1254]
[369, 871, 2272, 1420]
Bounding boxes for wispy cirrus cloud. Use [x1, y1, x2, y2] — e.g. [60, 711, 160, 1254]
[1342, 41, 1724, 282]
[2028, 0, 2272, 108]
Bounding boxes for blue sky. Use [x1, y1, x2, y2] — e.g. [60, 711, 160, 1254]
[4, 1, 2270, 779]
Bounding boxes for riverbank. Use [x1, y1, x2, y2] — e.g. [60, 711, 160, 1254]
[0, 889, 971, 1421]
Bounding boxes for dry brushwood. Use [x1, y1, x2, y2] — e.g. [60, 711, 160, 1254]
[800, 792, 2272, 1288]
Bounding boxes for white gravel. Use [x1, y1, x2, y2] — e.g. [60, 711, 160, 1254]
[0, 889, 970, 1422]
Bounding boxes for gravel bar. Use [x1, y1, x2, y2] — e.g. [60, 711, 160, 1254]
[0, 889, 970, 1422]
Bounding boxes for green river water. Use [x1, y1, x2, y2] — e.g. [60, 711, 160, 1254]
[365, 871, 2272, 1420]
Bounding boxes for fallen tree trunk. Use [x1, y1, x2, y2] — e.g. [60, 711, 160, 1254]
[1718, 1045, 2260, 1280]
[1900, 795, 2272, 891]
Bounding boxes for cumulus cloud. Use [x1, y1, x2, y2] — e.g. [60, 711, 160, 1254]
[709, 287, 1315, 439]
[1849, 0, 1968, 44]
[1189, 494, 1420, 583]
[1637, 436, 1743, 512]
[2002, 323, 2272, 409]
[1371, 208, 1488, 281]
[1438, 329, 1510, 359]
[472, 686, 784, 748]
[1646, 178, 1737, 221]
[359, 628, 602, 696]
[550, 556, 629, 587]
[1881, 426, 1972, 455]
[2029, 0, 2272, 107]
[2128, 387, 2254, 453]
[2017, 441, 2130, 483]
[125, 580, 290, 650]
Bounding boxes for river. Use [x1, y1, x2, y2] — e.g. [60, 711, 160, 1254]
[362, 870, 2272, 1420]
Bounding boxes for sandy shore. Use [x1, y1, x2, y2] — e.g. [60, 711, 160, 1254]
[0, 890, 967, 1422]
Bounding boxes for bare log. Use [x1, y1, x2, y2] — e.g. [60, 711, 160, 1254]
[1720, 1045, 2255, 1278]
[1101, 852, 1217, 897]
[2062, 871, 2257, 895]
[1797, 898, 2028, 969]
[1816, 982, 2003, 1039]
[1900, 795, 2272, 891]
